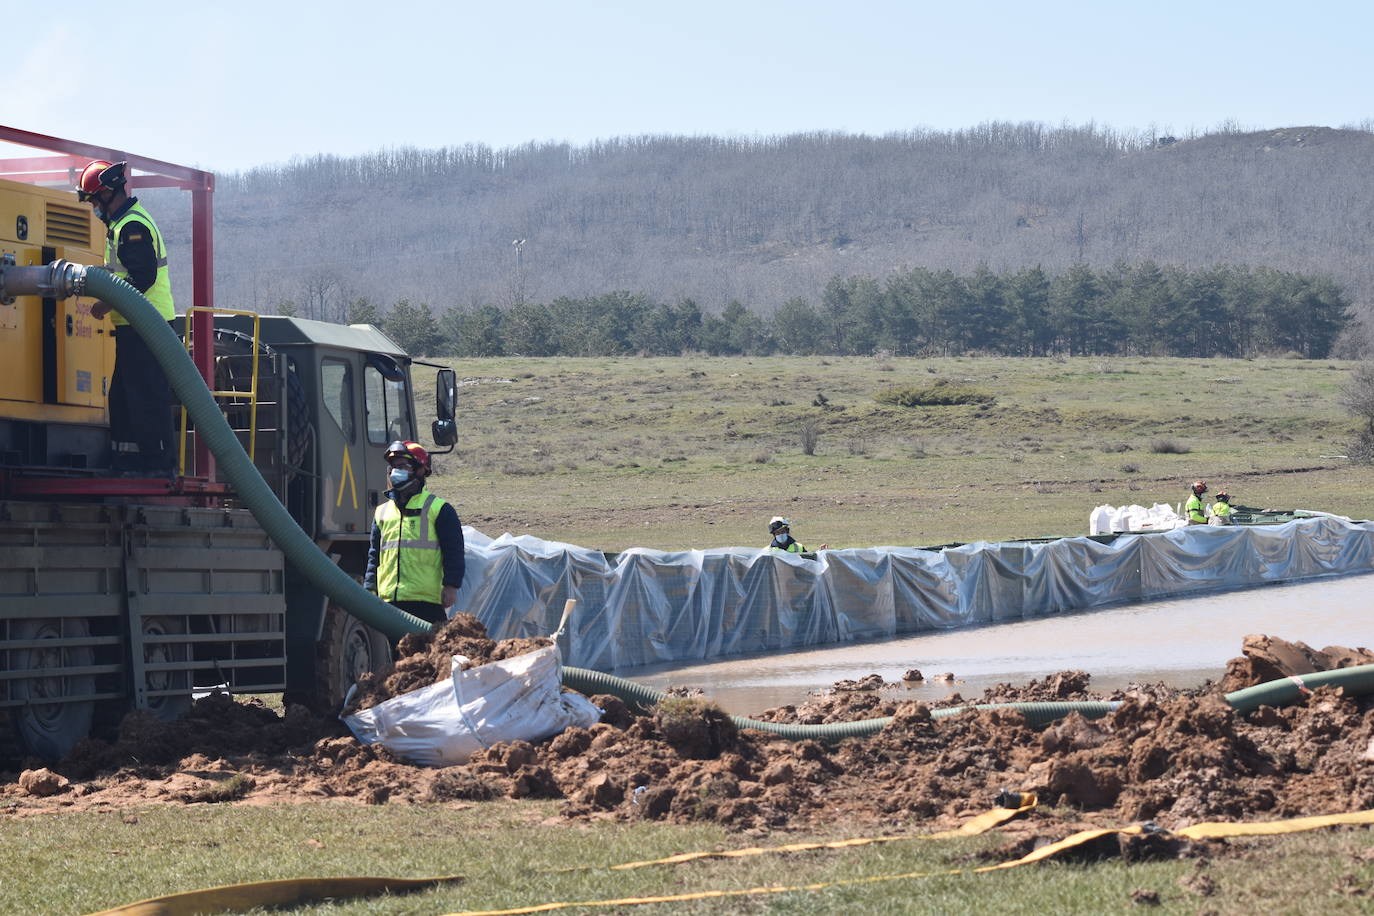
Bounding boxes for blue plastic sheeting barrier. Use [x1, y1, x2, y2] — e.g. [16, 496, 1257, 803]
[452, 518, 1374, 671]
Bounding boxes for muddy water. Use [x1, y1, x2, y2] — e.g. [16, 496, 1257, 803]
[623, 573, 1374, 716]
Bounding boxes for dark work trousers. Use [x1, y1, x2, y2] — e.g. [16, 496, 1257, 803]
[392, 600, 449, 627]
[110, 324, 176, 472]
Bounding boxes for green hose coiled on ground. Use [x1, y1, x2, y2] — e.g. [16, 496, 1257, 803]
[83, 268, 432, 640]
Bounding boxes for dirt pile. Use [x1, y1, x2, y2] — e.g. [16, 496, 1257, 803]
[4, 633, 1373, 839]
[345, 613, 552, 713]
[1218, 634, 1374, 693]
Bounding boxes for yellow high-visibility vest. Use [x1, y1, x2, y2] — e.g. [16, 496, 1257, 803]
[106, 201, 174, 324]
[374, 489, 448, 604]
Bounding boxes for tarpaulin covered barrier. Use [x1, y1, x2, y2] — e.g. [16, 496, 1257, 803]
[455, 519, 1374, 671]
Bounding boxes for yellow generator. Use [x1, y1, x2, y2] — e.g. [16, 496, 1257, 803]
[0, 176, 110, 467]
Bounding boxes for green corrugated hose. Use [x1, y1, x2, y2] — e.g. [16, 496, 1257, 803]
[15, 262, 432, 641]
[561, 665, 1121, 739]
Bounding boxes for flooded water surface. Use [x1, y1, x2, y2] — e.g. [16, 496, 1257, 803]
[622, 573, 1374, 716]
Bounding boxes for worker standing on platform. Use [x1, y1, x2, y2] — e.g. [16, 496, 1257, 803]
[78, 160, 176, 478]
[1185, 480, 1210, 525]
[364, 440, 465, 626]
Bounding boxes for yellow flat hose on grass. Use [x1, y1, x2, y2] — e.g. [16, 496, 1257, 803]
[553, 792, 1038, 873]
[79, 875, 464, 916]
[438, 807, 1374, 916]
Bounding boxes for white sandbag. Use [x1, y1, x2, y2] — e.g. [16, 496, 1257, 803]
[1088, 502, 1189, 534]
[342, 645, 601, 767]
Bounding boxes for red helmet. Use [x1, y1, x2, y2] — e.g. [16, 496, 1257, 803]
[77, 160, 127, 201]
[385, 440, 431, 473]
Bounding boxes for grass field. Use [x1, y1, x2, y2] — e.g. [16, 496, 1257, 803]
[5, 801, 1374, 915]
[421, 355, 1374, 551]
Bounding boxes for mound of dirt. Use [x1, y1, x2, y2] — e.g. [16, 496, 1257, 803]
[345, 613, 552, 714]
[4, 634, 1374, 841]
[1217, 634, 1374, 693]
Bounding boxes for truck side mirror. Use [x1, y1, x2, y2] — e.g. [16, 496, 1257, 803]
[436, 368, 456, 422]
[432, 368, 457, 450]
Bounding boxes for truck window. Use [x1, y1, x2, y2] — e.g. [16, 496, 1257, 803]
[321, 359, 355, 442]
[365, 365, 412, 444]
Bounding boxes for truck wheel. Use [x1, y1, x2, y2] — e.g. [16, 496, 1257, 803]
[11, 618, 95, 762]
[314, 603, 392, 714]
[140, 616, 191, 722]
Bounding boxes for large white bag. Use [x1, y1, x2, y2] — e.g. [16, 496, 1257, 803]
[342, 645, 601, 767]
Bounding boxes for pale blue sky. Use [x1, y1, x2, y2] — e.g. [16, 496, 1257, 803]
[6, 0, 1371, 173]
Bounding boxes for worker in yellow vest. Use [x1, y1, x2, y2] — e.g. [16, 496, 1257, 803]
[1185, 480, 1209, 525]
[767, 516, 827, 552]
[78, 160, 176, 478]
[363, 440, 465, 626]
[1208, 490, 1234, 525]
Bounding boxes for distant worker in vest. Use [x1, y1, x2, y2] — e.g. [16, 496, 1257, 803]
[1185, 480, 1210, 525]
[364, 440, 465, 626]
[767, 516, 827, 552]
[1208, 490, 1234, 525]
[78, 160, 176, 478]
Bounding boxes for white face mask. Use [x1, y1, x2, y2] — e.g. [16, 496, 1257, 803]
[388, 467, 412, 487]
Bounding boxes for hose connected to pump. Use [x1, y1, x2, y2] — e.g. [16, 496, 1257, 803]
[3, 261, 432, 640]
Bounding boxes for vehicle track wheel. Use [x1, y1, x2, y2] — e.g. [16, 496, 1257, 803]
[11, 618, 95, 762]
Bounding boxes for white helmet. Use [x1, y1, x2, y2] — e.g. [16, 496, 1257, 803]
[768, 516, 791, 532]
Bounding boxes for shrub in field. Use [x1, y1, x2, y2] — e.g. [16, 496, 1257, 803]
[875, 379, 994, 407]
[1149, 438, 1191, 454]
[799, 420, 819, 455]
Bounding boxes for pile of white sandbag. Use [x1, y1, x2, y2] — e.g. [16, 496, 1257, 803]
[1088, 503, 1190, 536]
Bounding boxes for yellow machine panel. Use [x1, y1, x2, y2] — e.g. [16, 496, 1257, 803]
[0, 178, 109, 424]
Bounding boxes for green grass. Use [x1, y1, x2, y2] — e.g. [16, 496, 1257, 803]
[4, 802, 1373, 914]
[415, 356, 1374, 551]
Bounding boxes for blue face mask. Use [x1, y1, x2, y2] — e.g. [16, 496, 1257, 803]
[388, 467, 412, 488]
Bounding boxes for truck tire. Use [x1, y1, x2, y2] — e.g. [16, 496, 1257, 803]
[313, 602, 393, 714]
[10, 618, 95, 762]
[140, 615, 191, 722]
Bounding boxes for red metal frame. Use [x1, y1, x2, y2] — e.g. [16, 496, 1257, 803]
[0, 125, 217, 480]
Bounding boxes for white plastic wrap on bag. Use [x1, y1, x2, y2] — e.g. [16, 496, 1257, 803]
[342, 645, 601, 767]
[1090, 503, 1188, 534]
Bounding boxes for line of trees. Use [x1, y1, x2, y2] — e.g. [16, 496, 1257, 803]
[344, 262, 1348, 360]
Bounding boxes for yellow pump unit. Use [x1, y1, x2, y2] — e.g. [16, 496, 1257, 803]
[0, 176, 108, 427]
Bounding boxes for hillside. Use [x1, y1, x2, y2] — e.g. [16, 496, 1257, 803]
[145, 123, 1374, 328]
